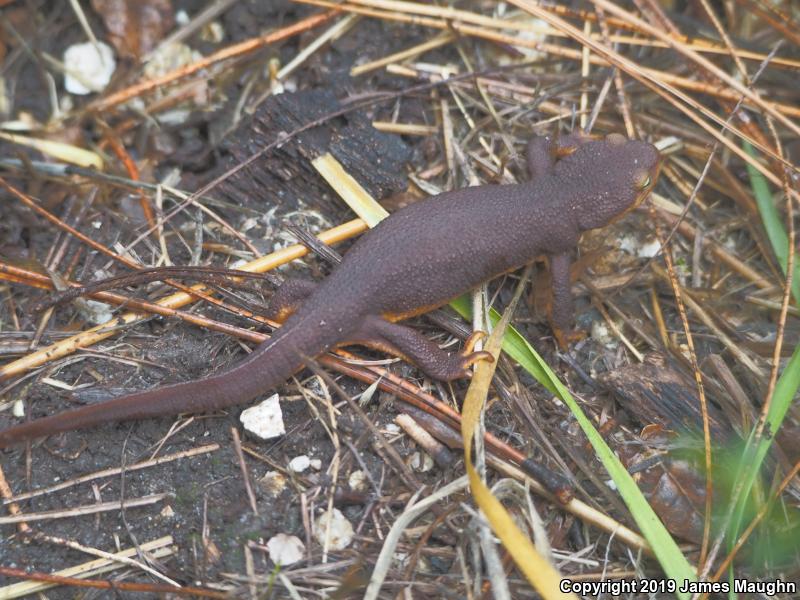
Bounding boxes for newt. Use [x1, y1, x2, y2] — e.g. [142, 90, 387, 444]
[0, 132, 660, 448]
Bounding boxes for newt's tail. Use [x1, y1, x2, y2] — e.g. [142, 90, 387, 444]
[0, 309, 353, 448]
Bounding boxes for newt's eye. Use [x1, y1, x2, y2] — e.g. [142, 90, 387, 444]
[635, 173, 652, 190]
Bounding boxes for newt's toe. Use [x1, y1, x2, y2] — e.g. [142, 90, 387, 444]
[461, 350, 494, 369]
[463, 330, 488, 354]
[436, 350, 494, 382]
[459, 332, 494, 372]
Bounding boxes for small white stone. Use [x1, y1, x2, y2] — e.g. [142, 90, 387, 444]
[258, 471, 287, 496]
[155, 108, 192, 125]
[11, 399, 24, 418]
[591, 321, 619, 350]
[384, 423, 401, 434]
[638, 240, 662, 258]
[175, 9, 190, 26]
[142, 42, 204, 124]
[160, 505, 175, 518]
[309, 459, 322, 471]
[315, 508, 354, 551]
[240, 217, 258, 233]
[348, 470, 367, 491]
[0, 77, 9, 116]
[618, 234, 638, 254]
[288, 455, 311, 473]
[59, 94, 74, 113]
[63, 42, 116, 95]
[392, 550, 410, 569]
[266, 533, 305, 566]
[201, 21, 225, 44]
[410, 451, 434, 472]
[282, 78, 297, 93]
[81, 299, 113, 325]
[240, 394, 285, 440]
[144, 42, 201, 79]
[722, 236, 738, 251]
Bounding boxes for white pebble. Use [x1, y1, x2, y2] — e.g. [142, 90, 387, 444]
[12, 400, 24, 418]
[63, 42, 115, 95]
[258, 471, 287, 496]
[81, 299, 113, 325]
[266, 533, 305, 566]
[638, 240, 662, 258]
[288, 455, 311, 473]
[348, 470, 367, 491]
[239, 394, 285, 440]
[315, 508, 354, 551]
[410, 451, 434, 472]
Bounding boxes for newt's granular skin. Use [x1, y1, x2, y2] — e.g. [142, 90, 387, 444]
[0, 133, 660, 448]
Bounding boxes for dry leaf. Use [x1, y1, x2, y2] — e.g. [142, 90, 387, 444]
[91, 0, 174, 59]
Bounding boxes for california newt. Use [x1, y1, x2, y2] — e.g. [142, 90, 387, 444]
[0, 132, 661, 448]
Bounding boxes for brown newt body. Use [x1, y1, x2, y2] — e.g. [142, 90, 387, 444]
[0, 133, 660, 448]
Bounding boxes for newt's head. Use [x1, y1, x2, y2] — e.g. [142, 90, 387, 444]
[557, 133, 661, 231]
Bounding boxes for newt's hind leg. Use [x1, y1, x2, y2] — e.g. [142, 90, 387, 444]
[265, 279, 317, 322]
[347, 316, 492, 381]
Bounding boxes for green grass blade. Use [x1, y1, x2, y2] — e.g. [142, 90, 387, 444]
[727, 343, 800, 565]
[450, 296, 697, 597]
[743, 141, 800, 306]
[727, 144, 800, 593]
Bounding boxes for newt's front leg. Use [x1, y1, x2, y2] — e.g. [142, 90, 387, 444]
[548, 252, 584, 349]
[347, 316, 492, 381]
[526, 131, 591, 180]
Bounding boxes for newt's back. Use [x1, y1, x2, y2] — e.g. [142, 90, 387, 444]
[312, 179, 573, 318]
[312, 134, 659, 319]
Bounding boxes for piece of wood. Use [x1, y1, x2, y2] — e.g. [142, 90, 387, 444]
[220, 89, 411, 215]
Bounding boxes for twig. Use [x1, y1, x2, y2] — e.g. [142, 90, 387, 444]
[231, 427, 259, 515]
[0, 536, 175, 598]
[3, 443, 219, 504]
[0, 567, 228, 599]
[88, 10, 340, 112]
[0, 493, 168, 524]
